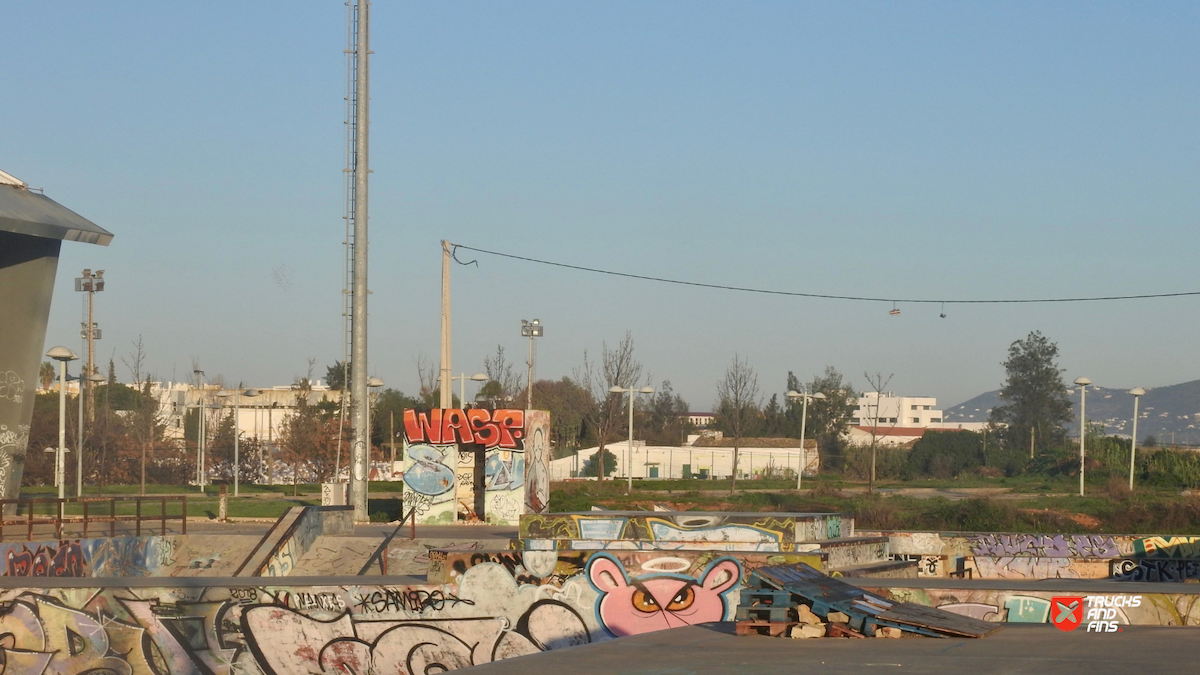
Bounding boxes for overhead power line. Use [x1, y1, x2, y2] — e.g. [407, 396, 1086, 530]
[451, 243, 1200, 305]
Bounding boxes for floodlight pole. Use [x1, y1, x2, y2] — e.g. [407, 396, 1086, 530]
[349, 0, 372, 522]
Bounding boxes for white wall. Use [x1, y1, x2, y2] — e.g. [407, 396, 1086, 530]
[550, 442, 819, 481]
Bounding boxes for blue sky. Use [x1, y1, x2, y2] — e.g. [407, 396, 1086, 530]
[5, 1, 1199, 410]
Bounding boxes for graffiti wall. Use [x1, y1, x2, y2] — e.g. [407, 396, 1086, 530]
[0, 548, 756, 674]
[401, 409, 550, 526]
[427, 548, 824, 588]
[520, 512, 851, 552]
[865, 585, 1200, 626]
[0, 535, 268, 579]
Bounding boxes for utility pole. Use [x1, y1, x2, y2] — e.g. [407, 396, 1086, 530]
[440, 240, 452, 408]
[348, 0, 372, 523]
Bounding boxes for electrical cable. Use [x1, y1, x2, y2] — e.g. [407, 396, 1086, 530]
[450, 243, 1200, 305]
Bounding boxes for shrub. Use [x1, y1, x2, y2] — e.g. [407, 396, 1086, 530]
[904, 430, 985, 479]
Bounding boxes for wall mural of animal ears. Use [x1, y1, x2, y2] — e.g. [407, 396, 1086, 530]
[585, 552, 742, 637]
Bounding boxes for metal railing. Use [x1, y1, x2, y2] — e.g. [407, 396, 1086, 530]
[0, 496, 187, 542]
[359, 503, 417, 576]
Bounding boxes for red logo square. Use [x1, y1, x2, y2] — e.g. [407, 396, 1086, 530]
[1051, 596, 1084, 632]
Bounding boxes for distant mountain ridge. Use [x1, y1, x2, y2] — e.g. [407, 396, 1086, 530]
[944, 379, 1200, 445]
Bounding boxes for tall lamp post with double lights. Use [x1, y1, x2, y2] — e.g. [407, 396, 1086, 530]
[46, 347, 79, 499]
[786, 389, 826, 490]
[1074, 377, 1091, 497]
[521, 319, 544, 409]
[610, 385, 655, 491]
[193, 370, 206, 488]
[77, 372, 104, 496]
[1128, 387, 1145, 491]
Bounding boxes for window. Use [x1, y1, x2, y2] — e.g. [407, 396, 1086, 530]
[912, 418, 920, 424]
[911, 405, 918, 410]
[931, 418, 941, 423]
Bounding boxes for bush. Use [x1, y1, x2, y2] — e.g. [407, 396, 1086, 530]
[843, 445, 907, 481]
[904, 430, 985, 479]
[581, 450, 618, 478]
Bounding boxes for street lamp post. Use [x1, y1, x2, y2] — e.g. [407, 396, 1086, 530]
[521, 320, 544, 409]
[220, 389, 259, 497]
[610, 385, 654, 492]
[786, 390, 826, 490]
[1128, 387, 1145, 491]
[46, 347, 79, 500]
[454, 372, 488, 406]
[1074, 377, 1091, 497]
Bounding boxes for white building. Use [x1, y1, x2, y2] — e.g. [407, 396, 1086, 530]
[550, 439, 819, 481]
[852, 392, 985, 432]
[151, 381, 344, 445]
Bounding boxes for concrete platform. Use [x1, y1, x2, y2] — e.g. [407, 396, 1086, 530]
[459, 622, 1200, 675]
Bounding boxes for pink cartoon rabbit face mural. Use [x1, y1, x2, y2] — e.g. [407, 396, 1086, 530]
[586, 553, 742, 637]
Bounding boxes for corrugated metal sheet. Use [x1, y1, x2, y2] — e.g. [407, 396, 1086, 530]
[0, 182, 112, 245]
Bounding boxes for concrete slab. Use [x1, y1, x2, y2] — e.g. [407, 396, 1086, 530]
[458, 622, 1200, 675]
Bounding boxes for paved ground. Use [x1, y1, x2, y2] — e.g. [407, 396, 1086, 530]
[462, 623, 1200, 675]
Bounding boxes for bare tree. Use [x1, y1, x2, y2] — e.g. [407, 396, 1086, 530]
[484, 345, 523, 407]
[416, 354, 439, 407]
[577, 332, 646, 481]
[863, 371, 895, 494]
[716, 354, 760, 493]
[122, 337, 165, 495]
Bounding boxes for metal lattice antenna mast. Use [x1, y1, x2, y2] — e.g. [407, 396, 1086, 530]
[349, 0, 372, 522]
[335, 0, 360, 486]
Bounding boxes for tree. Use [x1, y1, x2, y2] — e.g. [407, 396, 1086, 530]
[325, 361, 351, 391]
[581, 450, 617, 478]
[716, 354, 760, 493]
[39, 362, 54, 390]
[787, 368, 856, 469]
[642, 380, 691, 447]
[989, 331, 1073, 455]
[863, 371, 895, 494]
[531, 377, 596, 456]
[484, 345, 523, 408]
[577, 332, 645, 481]
[372, 388, 419, 461]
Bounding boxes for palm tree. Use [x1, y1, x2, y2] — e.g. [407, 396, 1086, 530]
[39, 362, 55, 390]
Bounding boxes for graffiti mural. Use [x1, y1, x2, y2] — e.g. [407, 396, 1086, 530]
[401, 409, 549, 526]
[1113, 558, 1200, 582]
[3, 542, 86, 577]
[521, 512, 849, 552]
[967, 534, 1121, 558]
[431, 548, 823, 589]
[586, 552, 740, 636]
[865, 585, 1200, 626]
[1133, 536, 1200, 559]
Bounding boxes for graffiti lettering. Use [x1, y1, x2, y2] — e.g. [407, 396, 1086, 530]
[403, 409, 526, 448]
[354, 588, 476, 614]
[4, 541, 87, 577]
[1113, 558, 1200, 582]
[968, 534, 1120, 559]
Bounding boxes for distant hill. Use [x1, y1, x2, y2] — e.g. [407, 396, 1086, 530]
[944, 379, 1200, 445]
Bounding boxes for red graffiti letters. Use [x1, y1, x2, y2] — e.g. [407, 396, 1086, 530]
[403, 409, 525, 448]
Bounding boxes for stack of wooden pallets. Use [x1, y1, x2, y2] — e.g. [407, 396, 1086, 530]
[734, 587, 799, 637]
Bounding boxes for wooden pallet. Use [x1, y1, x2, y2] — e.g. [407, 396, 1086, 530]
[736, 620, 797, 637]
[736, 605, 794, 622]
